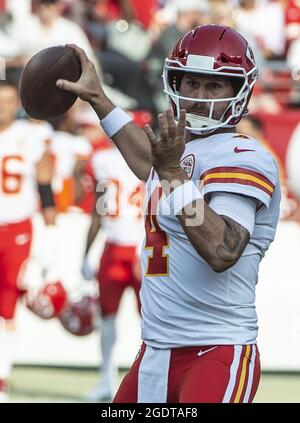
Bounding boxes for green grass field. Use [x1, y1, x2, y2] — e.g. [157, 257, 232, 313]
[7, 367, 300, 403]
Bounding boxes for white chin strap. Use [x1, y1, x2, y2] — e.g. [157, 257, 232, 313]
[185, 113, 221, 132]
[185, 112, 234, 135]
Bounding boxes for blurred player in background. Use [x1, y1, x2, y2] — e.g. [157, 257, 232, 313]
[0, 80, 56, 401]
[34, 107, 93, 297]
[73, 104, 151, 213]
[73, 103, 112, 215]
[48, 108, 92, 214]
[78, 108, 145, 401]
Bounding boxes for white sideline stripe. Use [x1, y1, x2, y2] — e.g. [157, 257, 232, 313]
[137, 345, 171, 403]
[222, 345, 243, 403]
[243, 345, 256, 403]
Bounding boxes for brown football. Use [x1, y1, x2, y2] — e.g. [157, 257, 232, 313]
[19, 46, 82, 120]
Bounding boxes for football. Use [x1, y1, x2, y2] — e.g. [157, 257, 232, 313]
[19, 46, 82, 120]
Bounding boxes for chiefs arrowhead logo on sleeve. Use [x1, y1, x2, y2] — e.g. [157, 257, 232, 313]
[180, 154, 195, 179]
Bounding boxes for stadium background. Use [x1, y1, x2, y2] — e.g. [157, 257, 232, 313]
[0, 0, 300, 402]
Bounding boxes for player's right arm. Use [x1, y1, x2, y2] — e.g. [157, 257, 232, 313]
[56, 44, 152, 182]
[73, 158, 89, 204]
[36, 149, 56, 226]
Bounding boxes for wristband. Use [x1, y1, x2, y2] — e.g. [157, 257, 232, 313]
[38, 183, 55, 209]
[169, 180, 203, 215]
[100, 107, 133, 138]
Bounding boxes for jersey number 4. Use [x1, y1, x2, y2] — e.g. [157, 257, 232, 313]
[144, 186, 169, 276]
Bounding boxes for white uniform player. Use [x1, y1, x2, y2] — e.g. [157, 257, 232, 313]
[83, 146, 144, 401]
[141, 133, 280, 348]
[49, 130, 91, 212]
[0, 120, 52, 224]
[55, 23, 282, 403]
[0, 117, 53, 400]
[91, 147, 145, 246]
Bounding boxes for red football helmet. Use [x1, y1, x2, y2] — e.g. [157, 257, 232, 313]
[58, 292, 98, 336]
[25, 281, 68, 319]
[163, 24, 258, 133]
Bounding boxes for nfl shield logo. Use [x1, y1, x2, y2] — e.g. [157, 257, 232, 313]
[180, 154, 195, 178]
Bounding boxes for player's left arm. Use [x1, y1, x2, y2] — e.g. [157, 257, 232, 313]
[36, 149, 56, 225]
[144, 110, 264, 272]
[156, 167, 252, 272]
[84, 190, 103, 256]
[73, 158, 89, 204]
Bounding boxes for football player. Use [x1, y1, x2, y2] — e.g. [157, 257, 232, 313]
[0, 81, 56, 400]
[80, 138, 144, 401]
[57, 25, 281, 403]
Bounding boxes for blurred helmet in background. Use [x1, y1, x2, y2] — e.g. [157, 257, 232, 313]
[58, 287, 99, 336]
[25, 280, 68, 319]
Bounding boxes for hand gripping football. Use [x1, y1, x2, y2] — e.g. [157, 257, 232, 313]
[19, 46, 82, 120]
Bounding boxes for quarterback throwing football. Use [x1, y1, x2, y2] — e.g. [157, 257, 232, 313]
[57, 25, 280, 403]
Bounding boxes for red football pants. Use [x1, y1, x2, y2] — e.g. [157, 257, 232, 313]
[97, 242, 141, 317]
[113, 342, 261, 403]
[0, 219, 32, 319]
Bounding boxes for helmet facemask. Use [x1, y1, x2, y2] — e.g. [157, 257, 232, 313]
[163, 56, 258, 135]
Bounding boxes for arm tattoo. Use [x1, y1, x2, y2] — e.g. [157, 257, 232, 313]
[216, 216, 250, 264]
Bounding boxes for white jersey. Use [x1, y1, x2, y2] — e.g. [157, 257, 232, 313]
[50, 131, 91, 181]
[141, 132, 281, 347]
[49, 131, 91, 212]
[0, 120, 52, 224]
[91, 148, 145, 246]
